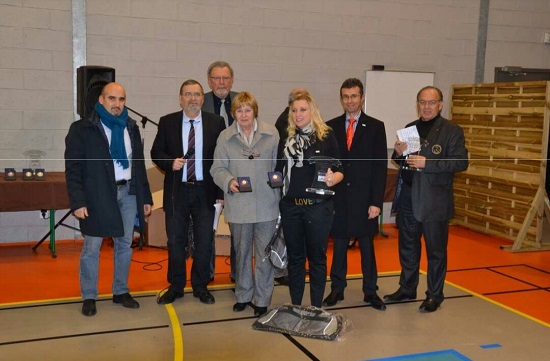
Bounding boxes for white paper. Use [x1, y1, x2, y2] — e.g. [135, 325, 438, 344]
[213, 203, 223, 231]
[396, 126, 421, 156]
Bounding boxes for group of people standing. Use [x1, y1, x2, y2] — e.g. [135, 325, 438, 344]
[65, 60, 468, 318]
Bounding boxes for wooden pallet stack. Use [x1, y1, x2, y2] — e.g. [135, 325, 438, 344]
[451, 81, 550, 251]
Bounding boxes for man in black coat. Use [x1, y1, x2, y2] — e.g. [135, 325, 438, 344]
[385, 86, 468, 312]
[65, 82, 153, 317]
[151, 79, 225, 305]
[324, 78, 387, 310]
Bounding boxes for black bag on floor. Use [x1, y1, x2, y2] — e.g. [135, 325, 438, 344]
[252, 304, 344, 341]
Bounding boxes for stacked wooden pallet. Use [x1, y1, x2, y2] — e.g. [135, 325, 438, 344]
[451, 81, 550, 251]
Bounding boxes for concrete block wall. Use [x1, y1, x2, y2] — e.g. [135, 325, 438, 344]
[1, 0, 549, 243]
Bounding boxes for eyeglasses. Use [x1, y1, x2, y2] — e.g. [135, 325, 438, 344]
[341, 94, 361, 101]
[418, 100, 440, 106]
[182, 92, 203, 98]
[210, 76, 232, 82]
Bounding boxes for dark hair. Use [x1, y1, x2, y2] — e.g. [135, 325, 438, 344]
[417, 86, 443, 101]
[179, 79, 204, 95]
[340, 78, 364, 96]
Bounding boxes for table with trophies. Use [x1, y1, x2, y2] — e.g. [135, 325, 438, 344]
[0, 171, 72, 258]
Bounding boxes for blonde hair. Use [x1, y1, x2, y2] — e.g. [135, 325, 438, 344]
[231, 91, 258, 119]
[287, 90, 330, 140]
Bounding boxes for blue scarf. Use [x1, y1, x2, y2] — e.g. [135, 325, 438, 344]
[95, 102, 130, 169]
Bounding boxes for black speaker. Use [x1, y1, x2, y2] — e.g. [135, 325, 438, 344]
[77, 66, 115, 117]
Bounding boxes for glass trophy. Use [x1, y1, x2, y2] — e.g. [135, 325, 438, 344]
[305, 156, 342, 196]
[23, 149, 47, 180]
[401, 137, 428, 172]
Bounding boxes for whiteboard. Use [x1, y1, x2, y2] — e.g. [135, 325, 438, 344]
[364, 70, 434, 148]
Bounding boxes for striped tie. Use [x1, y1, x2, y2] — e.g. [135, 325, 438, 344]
[186, 119, 196, 181]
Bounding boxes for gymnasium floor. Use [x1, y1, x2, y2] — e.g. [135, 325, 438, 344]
[1, 225, 550, 360]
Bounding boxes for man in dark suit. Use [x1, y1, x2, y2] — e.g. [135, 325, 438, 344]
[151, 79, 225, 305]
[202, 60, 238, 128]
[65, 82, 153, 316]
[385, 86, 468, 312]
[202, 60, 238, 282]
[323, 78, 387, 310]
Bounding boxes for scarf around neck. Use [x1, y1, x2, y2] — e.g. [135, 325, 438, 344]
[95, 102, 130, 169]
[283, 123, 316, 168]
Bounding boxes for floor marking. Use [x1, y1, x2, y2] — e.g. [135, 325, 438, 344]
[165, 303, 184, 361]
[365, 348, 472, 361]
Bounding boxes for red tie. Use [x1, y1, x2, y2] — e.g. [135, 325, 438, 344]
[346, 118, 355, 151]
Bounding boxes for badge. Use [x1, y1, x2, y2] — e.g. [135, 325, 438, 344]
[432, 144, 442, 155]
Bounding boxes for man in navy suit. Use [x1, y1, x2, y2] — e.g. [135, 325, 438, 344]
[151, 79, 225, 305]
[324, 78, 387, 310]
[385, 86, 468, 312]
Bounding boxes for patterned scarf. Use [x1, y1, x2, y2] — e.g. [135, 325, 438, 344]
[282, 123, 316, 195]
[283, 123, 316, 168]
[95, 102, 129, 169]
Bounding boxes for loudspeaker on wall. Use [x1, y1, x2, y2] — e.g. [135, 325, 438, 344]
[76, 66, 115, 118]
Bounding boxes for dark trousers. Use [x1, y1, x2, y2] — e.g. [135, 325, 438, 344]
[280, 198, 334, 308]
[165, 184, 214, 293]
[397, 184, 448, 303]
[330, 234, 378, 296]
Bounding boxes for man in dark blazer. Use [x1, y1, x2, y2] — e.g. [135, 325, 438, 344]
[386, 86, 468, 312]
[324, 78, 388, 310]
[65, 82, 153, 317]
[202, 60, 238, 282]
[202, 60, 238, 128]
[151, 79, 225, 305]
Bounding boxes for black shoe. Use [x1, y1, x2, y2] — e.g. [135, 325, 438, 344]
[322, 290, 344, 307]
[274, 276, 289, 286]
[113, 293, 140, 309]
[193, 289, 215, 304]
[419, 297, 441, 313]
[82, 299, 97, 316]
[253, 306, 268, 317]
[157, 289, 184, 305]
[383, 288, 416, 302]
[233, 302, 249, 312]
[364, 294, 386, 311]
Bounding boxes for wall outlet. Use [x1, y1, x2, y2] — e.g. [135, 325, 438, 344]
[544, 31, 550, 44]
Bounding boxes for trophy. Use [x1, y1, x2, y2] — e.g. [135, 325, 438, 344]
[23, 149, 47, 180]
[268, 171, 283, 188]
[305, 156, 342, 196]
[401, 137, 428, 172]
[4, 168, 16, 181]
[237, 176, 252, 192]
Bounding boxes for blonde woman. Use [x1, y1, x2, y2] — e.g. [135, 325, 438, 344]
[278, 90, 343, 308]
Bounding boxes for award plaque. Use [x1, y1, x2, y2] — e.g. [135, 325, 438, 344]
[4, 168, 16, 181]
[34, 168, 46, 180]
[237, 176, 252, 192]
[22, 168, 34, 181]
[305, 156, 342, 196]
[268, 171, 283, 188]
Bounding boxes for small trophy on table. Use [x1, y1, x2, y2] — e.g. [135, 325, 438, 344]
[305, 156, 342, 196]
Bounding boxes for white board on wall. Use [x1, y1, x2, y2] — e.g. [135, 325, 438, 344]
[364, 70, 434, 148]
